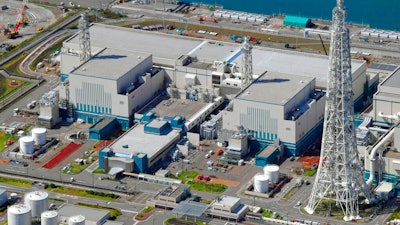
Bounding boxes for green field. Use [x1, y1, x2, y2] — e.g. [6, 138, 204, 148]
[0, 75, 32, 103]
[48, 185, 119, 201]
[0, 131, 19, 152]
[0, 176, 31, 188]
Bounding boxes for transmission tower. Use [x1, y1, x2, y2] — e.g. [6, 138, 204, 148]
[79, 12, 91, 62]
[305, 0, 371, 221]
[241, 37, 253, 88]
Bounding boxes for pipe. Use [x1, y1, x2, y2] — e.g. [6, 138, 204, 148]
[368, 127, 389, 133]
[366, 129, 395, 185]
[378, 112, 400, 120]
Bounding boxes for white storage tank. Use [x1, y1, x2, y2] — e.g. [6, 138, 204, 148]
[253, 174, 269, 193]
[69, 215, 86, 225]
[389, 34, 398, 40]
[41, 211, 58, 225]
[248, 17, 256, 22]
[7, 204, 32, 225]
[19, 136, 35, 154]
[239, 15, 247, 21]
[222, 13, 231, 19]
[230, 14, 239, 20]
[31, 127, 47, 146]
[25, 191, 49, 217]
[264, 164, 280, 183]
[213, 11, 222, 18]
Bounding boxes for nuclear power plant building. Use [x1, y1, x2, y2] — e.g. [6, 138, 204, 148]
[59, 23, 377, 156]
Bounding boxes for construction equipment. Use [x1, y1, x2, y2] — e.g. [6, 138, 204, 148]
[197, 15, 218, 23]
[4, 0, 28, 39]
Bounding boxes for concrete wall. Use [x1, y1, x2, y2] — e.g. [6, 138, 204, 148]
[127, 70, 165, 113]
[174, 66, 214, 89]
[116, 55, 152, 94]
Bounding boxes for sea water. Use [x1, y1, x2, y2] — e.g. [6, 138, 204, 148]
[187, 0, 400, 31]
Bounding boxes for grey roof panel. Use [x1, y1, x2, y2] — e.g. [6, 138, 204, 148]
[236, 72, 314, 105]
[72, 48, 150, 80]
[381, 67, 400, 88]
[173, 202, 209, 217]
[57, 204, 109, 222]
[369, 63, 398, 71]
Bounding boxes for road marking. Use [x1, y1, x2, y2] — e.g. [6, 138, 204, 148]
[121, 209, 138, 214]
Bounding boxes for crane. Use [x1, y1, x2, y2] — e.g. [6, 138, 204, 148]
[4, 0, 28, 39]
[13, 0, 29, 33]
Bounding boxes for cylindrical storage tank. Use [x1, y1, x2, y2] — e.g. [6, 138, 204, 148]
[19, 136, 34, 154]
[253, 174, 269, 193]
[41, 211, 58, 225]
[263, 164, 280, 183]
[68, 215, 86, 225]
[31, 128, 47, 146]
[7, 204, 32, 225]
[25, 191, 48, 218]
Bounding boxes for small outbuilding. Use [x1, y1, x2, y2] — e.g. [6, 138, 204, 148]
[283, 15, 311, 28]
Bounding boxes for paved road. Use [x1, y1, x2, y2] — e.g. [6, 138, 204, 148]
[30, 0, 115, 9]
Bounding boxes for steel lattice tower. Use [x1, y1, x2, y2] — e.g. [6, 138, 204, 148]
[241, 37, 253, 88]
[79, 12, 91, 62]
[305, 0, 371, 221]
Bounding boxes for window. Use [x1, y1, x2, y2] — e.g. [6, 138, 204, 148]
[119, 101, 124, 105]
[212, 75, 221, 85]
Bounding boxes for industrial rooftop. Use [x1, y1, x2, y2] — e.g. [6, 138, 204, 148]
[71, 48, 151, 80]
[236, 72, 314, 105]
[138, 96, 208, 120]
[108, 123, 180, 158]
[57, 204, 109, 222]
[215, 195, 240, 207]
[64, 23, 365, 80]
[65, 24, 203, 61]
[380, 66, 400, 88]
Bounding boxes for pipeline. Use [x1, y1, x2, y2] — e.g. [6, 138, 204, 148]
[378, 112, 400, 120]
[366, 128, 395, 185]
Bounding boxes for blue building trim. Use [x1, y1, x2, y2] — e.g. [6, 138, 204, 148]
[255, 147, 279, 167]
[98, 148, 114, 170]
[61, 74, 69, 82]
[364, 170, 400, 196]
[75, 110, 131, 130]
[255, 118, 323, 157]
[89, 118, 120, 140]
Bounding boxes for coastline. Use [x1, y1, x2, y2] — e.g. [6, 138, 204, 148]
[184, 0, 399, 31]
[188, 2, 371, 32]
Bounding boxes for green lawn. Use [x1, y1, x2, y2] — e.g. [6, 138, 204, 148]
[304, 168, 317, 176]
[388, 207, 400, 221]
[0, 76, 32, 104]
[48, 185, 119, 201]
[175, 170, 227, 194]
[0, 132, 13, 152]
[178, 170, 198, 179]
[0, 176, 31, 188]
[142, 206, 154, 213]
[187, 181, 227, 194]
[260, 208, 273, 218]
[63, 153, 98, 175]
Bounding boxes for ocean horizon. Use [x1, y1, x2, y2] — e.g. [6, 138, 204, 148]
[187, 0, 400, 31]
